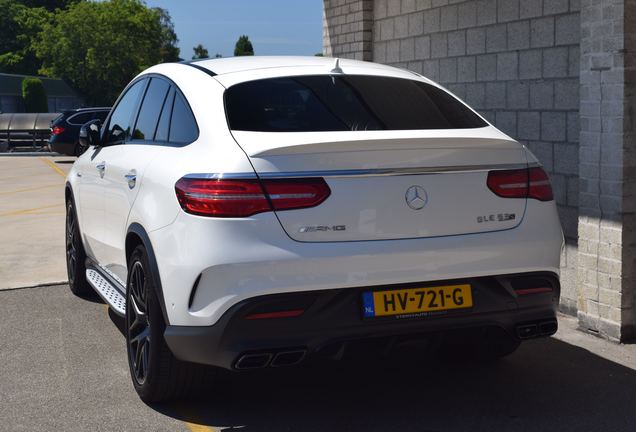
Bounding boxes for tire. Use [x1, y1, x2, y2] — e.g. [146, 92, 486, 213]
[66, 199, 90, 295]
[73, 141, 85, 157]
[125, 245, 212, 402]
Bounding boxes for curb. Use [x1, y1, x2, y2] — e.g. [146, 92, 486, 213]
[0, 152, 61, 157]
[0, 281, 67, 291]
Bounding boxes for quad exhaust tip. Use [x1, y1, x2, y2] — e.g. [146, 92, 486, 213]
[235, 353, 273, 370]
[271, 350, 306, 367]
[235, 349, 307, 370]
[516, 319, 558, 340]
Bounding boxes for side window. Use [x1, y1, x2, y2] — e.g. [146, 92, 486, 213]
[106, 79, 146, 145]
[169, 92, 198, 144]
[132, 77, 171, 141]
[154, 87, 175, 142]
[67, 112, 93, 125]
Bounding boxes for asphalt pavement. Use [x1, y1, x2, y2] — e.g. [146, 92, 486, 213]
[2, 283, 636, 432]
[3, 156, 636, 431]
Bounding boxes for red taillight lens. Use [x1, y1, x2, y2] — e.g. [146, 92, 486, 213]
[262, 178, 331, 211]
[527, 167, 554, 201]
[175, 177, 331, 217]
[51, 126, 65, 135]
[487, 167, 553, 201]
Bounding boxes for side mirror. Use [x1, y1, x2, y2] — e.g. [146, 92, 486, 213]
[79, 119, 102, 149]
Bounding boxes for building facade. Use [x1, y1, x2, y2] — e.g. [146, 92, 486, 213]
[323, 0, 636, 341]
[0, 73, 83, 113]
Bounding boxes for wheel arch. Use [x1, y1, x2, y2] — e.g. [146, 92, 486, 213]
[126, 223, 170, 325]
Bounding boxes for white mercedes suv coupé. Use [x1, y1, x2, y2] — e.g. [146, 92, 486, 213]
[65, 56, 563, 402]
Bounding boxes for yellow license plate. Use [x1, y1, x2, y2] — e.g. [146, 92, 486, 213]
[362, 284, 472, 317]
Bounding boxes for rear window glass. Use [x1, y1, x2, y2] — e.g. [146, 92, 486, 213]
[225, 75, 487, 132]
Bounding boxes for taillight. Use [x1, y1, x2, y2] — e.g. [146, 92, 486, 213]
[51, 126, 65, 135]
[175, 177, 331, 217]
[487, 167, 553, 201]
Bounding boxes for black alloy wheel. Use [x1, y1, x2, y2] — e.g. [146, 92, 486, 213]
[125, 244, 214, 402]
[127, 260, 151, 385]
[66, 199, 89, 295]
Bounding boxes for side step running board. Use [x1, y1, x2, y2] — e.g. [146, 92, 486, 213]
[86, 268, 126, 316]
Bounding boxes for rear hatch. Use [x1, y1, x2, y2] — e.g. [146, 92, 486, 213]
[232, 130, 527, 242]
[224, 73, 527, 242]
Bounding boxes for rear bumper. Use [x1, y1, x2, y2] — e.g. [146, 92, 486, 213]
[164, 271, 560, 370]
[48, 139, 76, 156]
[150, 199, 563, 327]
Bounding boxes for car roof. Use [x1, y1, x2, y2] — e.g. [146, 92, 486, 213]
[70, 107, 111, 112]
[182, 56, 416, 78]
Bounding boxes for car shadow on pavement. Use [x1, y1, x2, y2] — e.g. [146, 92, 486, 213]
[148, 337, 636, 432]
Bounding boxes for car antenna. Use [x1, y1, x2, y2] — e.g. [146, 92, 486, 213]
[330, 57, 343, 74]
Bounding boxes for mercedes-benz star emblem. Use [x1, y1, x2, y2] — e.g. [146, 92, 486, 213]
[405, 185, 428, 210]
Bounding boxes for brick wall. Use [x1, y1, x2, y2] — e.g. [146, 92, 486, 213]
[576, 0, 636, 341]
[323, 0, 374, 60]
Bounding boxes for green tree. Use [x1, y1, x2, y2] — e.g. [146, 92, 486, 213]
[22, 77, 48, 112]
[234, 35, 254, 56]
[16, 0, 78, 11]
[192, 44, 208, 59]
[155, 7, 180, 62]
[0, 1, 52, 74]
[34, 0, 167, 105]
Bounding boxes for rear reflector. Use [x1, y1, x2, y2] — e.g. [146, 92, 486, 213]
[514, 287, 553, 296]
[175, 177, 330, 217]
[51, 126, 65, 135]
[245, 309, 305, 320]
[487, 167, 553, 201]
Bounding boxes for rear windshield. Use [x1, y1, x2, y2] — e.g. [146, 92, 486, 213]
[225, 75, 487, 132]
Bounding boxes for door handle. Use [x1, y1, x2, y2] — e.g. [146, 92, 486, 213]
[124, 170, 137, 189]
[96, 161, 106, 178]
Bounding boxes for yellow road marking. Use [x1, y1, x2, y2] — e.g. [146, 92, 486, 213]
[39, 157, 67, 178]
[183, 422, 217, 432]
[0, 184, 61, 196]
[0, 203, 63, 217]
[177, 404, 218, 432]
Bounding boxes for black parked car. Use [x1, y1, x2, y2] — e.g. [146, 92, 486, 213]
[49, 107, 110, 155]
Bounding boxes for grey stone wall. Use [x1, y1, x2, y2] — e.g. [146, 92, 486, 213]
[577, 0, 636, 342]
[323, 0, 374, 60]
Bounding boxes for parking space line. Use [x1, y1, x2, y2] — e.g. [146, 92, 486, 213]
[0, 184, 60, 196]
[184, 421, 217, 432]
[177, 405, 218, 432]
[0, 203, 64, 217]
[39, 157, 67, 178]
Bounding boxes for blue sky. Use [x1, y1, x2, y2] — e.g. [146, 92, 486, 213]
[144, 0, 323, 59]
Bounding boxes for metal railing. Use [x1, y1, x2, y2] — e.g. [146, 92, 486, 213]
[0, 112, 60, 152]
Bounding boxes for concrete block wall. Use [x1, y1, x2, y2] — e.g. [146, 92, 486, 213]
[323, 0, 374, 60]
[576, 0, 636, 341]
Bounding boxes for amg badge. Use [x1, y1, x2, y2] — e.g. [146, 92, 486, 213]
[299, 225, 346, 233]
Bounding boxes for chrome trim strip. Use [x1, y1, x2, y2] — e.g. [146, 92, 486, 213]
[184, 172, 258, 180]
[183, 163, 541, 180]
[257, 163, 536, 179]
